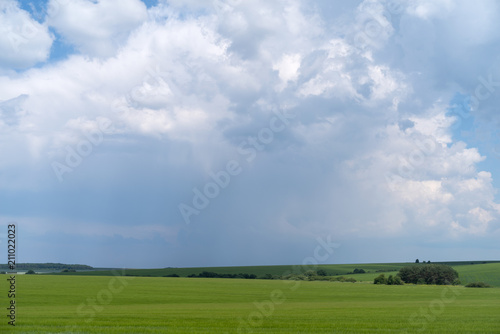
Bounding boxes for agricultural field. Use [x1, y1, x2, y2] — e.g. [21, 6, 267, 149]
[48, 261, 500, 287]
[47, 260, 498, 277]
[47, 263, 410, 277]
[335, 263, 500, 287]
[2, 273, 499, 333]
[454, 263, 500, 287]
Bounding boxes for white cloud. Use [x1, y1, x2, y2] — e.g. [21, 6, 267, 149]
[1, 0, 500, 266]
[273, 53, 301, 90]
[47, 0, 148, 57]
[406, 0, 455, 20]
[0, 0, 53, 69]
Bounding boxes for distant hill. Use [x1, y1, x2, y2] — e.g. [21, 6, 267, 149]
[0, 263, 93, 271]
[48, 260, 500, 286]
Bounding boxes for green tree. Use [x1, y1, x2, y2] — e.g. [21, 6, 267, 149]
[398, 264, 458, 285]
[465, 282, 490, 288]
[393, 276, 403, 285]
[374, 274, 386, 285]
[317, 269, 327, 276]
[415, 259, 419, 263]
[304, 270, 317, 278]
[25, 270, 36, 275]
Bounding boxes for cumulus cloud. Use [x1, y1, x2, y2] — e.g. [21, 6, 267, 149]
[0, 0, 500, 267]
[0, 0, 53, 69]
[47, 0, 148, 57]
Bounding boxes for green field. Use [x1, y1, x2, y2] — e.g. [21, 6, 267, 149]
[49, 261, 500, 287]
[454, 263, 500, 287]
[48, 260, 498, 276]
[47, 263, 411, 277]
[2, 274, 499, 333]
[335, 263, 500, 286]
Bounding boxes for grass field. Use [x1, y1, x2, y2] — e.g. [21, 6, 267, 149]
[334, 263, 500, 287]
[47, 263, 411, 277]
[454, 263, 500, 287]
[48, 260, 498, 276]
[50, 261, 500, 287]
[2, 274, 499, 333]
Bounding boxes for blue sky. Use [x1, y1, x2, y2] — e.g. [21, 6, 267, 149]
[1, 0, 500, 268]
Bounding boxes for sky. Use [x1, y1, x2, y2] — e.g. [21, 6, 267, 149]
[1, 0, 500, 268]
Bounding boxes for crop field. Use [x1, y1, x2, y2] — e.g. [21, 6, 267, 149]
[334, 263, 500, 286]
[2, 274, 499, 333]
[453, 263, 500, 287]
[50, 261, 500, 287]
[47, 263, 412, 277]
[48, 260, 498, 277]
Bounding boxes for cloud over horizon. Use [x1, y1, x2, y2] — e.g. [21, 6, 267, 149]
[1, 0, 500, 268]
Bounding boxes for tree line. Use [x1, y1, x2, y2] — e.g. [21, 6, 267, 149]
[374, 264, 460, 285]
[0, 263, 93, 270]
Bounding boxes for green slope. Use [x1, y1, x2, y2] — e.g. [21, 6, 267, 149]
[6, 275, 500, 333]
[47, 263, 408, 277]
[49, 261, 499, 284]
[454, 262, 500, 287]
[334, 263, 500, 287]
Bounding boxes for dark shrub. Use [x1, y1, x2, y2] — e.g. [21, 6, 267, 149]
[198, 271, 218, 278]
[317, 269, 327, 276]
[465, 282, 490, 288]
[330, 276, 344, 282]
[398, 264, 458, 285]
[330, 276, 356, 283]
[304, 270, 317, 277]
[374, 274, 386, 285]
[25, 270, 36, 275]
[393, 276, 403, 285]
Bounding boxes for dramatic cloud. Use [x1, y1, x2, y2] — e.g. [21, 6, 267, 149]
[1, 0, 499, 268]
[47, 0, 148, 57]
